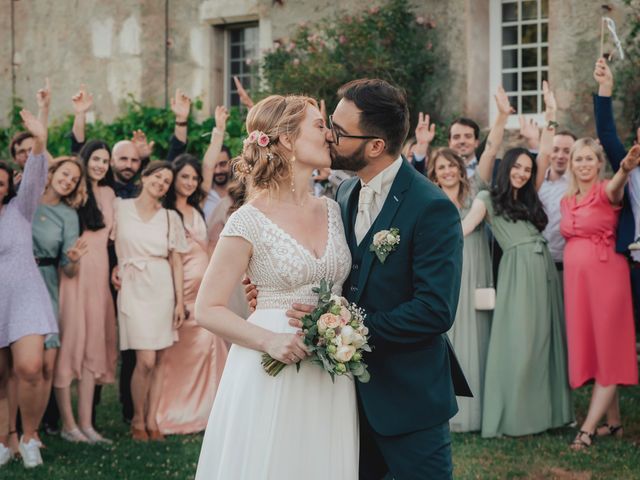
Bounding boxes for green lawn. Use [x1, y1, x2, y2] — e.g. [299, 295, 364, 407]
[4, 382, 639, 479]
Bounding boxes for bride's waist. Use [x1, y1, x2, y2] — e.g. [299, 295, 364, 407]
[254, 291, 319, 311]
[247, 308, 300, 334]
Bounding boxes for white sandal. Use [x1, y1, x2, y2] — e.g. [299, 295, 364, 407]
[80, 427, 113, 445]
[60, 428, 90, 443]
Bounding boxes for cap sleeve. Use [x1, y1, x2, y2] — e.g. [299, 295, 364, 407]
[168, 209, 189, 253]
[220, 207, 254, 246]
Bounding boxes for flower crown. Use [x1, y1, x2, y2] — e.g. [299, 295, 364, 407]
[244, 130, 271, 148]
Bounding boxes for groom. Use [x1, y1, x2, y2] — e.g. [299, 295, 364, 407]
[288, 79, 467, 479]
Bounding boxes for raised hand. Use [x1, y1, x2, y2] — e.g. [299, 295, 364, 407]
[66, 237, 89, 263]
[170, 88, 191, 122]
[214, 105, 230, 132]
[621, 145, 640, 173]
[495, 85, 514, 116]
[542, 80, 557, 116]
[36, 78, 51, 111]
[415, 112, 436, 145]
[518, 115, 539, 143]
[71, 84, 94, 114]
[593, 57, 613, 96]
[131, 129, 155, 158]
[233, 76, 254, 109]
[20, 109, 47, 141]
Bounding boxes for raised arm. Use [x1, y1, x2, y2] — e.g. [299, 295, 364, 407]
[170, 88, 191, 146]
[16, 109, 48, 220]
[233, 76, 254, 109]
[364, 197, 463, 345]
[477, 86, 513, 184]
[201, 106, 229, 201]
[606, 145, 640, 205]
[36, 78, 50, 131]
[71, 84, 93, 149]
[535, 81, 557, 191]
[412, 112, 436, 163]
[461, 198, 488, 236]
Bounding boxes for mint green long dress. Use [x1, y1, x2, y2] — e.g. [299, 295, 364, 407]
[477, 190, 573, 438]
[447, 178, 493, 432]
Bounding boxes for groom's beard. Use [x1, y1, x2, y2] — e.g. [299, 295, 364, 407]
[330, 142, 368, 172]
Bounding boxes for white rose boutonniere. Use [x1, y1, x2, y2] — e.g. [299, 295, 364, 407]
[370, 227, 400, 263]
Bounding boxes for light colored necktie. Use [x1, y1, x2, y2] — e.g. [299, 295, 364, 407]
[355, 185, 375, 245]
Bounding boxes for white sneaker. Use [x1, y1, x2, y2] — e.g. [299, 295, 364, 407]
[0, 443, 13, 467]
[18, 437, 42, 468]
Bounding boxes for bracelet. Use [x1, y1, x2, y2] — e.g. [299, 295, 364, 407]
[212, 127, 224, 137]
[546, 120, 559, 130]
[175, 120, 188, 127]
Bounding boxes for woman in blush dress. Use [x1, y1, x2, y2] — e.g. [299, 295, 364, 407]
[0, 110, 61, 469]
[55, 140, 117, 444]
[111, 160, 188, 441]
[155, 153, 229, 434]
[194, 95, 357, 479]
[562, 140, 639, 450]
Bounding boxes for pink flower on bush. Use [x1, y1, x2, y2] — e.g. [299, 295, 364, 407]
[292, 58, 301, 66]
[339, 35, 347, 45]
[369, 6, 380, 14]
[286, 42, 296, 52]
[416, 16, 425, 25]
[257, 133, 270, 147]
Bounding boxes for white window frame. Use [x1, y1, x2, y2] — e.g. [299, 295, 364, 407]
[489, 0, 549, 129]
[224, 23, 260, 108]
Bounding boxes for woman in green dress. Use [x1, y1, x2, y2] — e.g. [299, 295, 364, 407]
[462, 83, 572, 437]
[424, 86, 512, 432]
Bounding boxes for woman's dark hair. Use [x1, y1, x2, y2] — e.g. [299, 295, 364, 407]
[77, 140, 113, 232]
[163, 154, 205, 222]
[491, 147, 548, 232]
[337, 78, 410, 156]
[227, 172, 247, 216]
[0, 161, 16, 205]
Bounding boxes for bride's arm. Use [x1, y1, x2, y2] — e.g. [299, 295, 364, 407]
[195, 236, 309, 363]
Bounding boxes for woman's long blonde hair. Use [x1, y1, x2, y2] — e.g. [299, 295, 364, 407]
[565, 137, 605, 197]
[233, 94, 318, 195]
[47, 156, 87, 209]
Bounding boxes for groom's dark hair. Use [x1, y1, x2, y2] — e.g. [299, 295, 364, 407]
[337, 79, 410, 157]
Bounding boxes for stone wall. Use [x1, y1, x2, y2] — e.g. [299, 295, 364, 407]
[0, 0, 634, 140]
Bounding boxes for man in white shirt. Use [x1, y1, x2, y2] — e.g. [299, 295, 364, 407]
[537, 131, 577, 272]
[203, 145, 232, 222]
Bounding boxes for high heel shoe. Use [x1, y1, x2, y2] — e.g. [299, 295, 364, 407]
[596, 423, 623, 438]
[147, 429, 165, 442]
[130, 426, 149, 442]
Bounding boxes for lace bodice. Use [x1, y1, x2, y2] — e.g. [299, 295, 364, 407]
[220, 198, 351, 309]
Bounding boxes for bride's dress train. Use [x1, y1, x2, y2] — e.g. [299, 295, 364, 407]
[195, 198, 359, 480]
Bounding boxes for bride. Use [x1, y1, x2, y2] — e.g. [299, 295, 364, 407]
[194, 95, 358, 479]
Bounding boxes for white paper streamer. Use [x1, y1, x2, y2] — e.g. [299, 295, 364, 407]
[603, 17, 625, 60]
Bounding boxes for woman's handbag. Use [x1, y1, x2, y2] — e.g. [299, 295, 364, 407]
[474, 231, 496, 311]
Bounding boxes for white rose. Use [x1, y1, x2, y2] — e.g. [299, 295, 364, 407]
[340, 325, 355, 345]
[317, 317, 327, 334]
[332, 335, 343, 347]
[334, 345, 356, 363]
[373, 230, 388, 246]
[361, 326, 369, 336]
[352, 333, 365, 348]
[386, 233, 395, 243]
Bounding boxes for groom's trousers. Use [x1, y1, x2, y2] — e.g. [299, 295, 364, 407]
[358, 407, 453, 480]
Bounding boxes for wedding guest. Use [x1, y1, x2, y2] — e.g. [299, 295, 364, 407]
[562, 140, 639, 450]
[427, 85, 512, 432]
[538, 131, 576, 276]
[203, 144, 232, 222]
[462, 83, 573, 437]
[0, 110, 57, 468]
[8, 132, 34, 187]
[111, 160, 188, 441]
[54, 140, 117, 444]
[155, 154, 229, 434]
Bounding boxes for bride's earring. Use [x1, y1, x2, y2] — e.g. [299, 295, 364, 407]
[290, 155, 296, 193]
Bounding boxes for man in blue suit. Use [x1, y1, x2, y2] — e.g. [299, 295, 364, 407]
[288, 79, 468, 479]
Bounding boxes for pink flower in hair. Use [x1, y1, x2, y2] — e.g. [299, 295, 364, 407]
[247, 131, 259, 143]
[257, 133, 270, 147]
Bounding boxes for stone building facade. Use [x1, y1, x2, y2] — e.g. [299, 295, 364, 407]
[0, 0, 633, 136]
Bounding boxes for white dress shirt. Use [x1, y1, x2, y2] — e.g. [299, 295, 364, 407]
[538, 168, 570, 263]
[203, 189, 222, 224]
[626, 169, 640, 261]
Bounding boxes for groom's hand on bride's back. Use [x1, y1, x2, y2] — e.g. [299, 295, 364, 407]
[287, 304, 315, 328]
[243, 277, 258, 312]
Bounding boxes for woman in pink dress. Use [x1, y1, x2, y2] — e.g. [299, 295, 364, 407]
[561, 139, 640, 450]
[55, 140, 117, 444]
[156, 152, 229, 434]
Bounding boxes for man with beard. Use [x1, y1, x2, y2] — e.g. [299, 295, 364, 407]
[110, 141, 143, 199]
[538, 131, 577, 275]
[203, 145, 232, 223]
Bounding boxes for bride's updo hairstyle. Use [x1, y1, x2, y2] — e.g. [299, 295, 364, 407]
[234, 94, 318, 192]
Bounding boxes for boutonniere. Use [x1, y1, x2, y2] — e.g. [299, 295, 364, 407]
[370, 228, 400, 263]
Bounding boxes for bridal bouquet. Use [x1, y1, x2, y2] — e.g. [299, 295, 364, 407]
[261, 279, 371, 383]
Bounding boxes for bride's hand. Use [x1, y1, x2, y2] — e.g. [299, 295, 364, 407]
[286, 303, 315, 328]
[265, 332, 309, 364]
[243, 277, 258, 312]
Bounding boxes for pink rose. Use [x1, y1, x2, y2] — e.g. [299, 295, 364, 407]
[340, 306, 352, 325]
[247, 131, 259, 143]
[319, 313, 341, 330]
[257, 133, 270, 147]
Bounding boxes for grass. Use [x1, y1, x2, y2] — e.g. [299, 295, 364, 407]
[3, 381, 639, 479]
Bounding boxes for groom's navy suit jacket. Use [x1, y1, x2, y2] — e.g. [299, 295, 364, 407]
[336, 158, 467, 437]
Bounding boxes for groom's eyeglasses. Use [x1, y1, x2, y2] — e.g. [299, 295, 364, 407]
[329, 115, 381, 146]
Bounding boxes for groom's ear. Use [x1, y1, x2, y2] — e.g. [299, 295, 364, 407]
[367, 138, 387, 158]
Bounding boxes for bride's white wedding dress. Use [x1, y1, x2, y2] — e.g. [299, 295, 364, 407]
[195, 197, 358, 480]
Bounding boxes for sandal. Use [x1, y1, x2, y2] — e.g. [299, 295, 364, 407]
[596, 423, 623, 438]
[571, 430, 594, 451]
[130, 426, 149, 442]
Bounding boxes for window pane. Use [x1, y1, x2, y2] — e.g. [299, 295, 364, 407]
[502, 49, 518, 68]
[522, 1, 538, 20]
[541, 46, 548, 65]
[230, 93, 240, 106]
[502, 2, 517, 22]
[230, 29, 242, 43]
[522, 48, 537, 67]
[541, 0, 549, 18]
[503, 26, 518, 45]
[503, 72, 518, 92]
[522, 71, 537, 90]
[521, 24, 537, 44]
[541, 23, 548, 41]
[541, 70, 548, 83]
[522, 95, 538, 113]
[231, 60, 241, 75]
[509, 96, 519, 111]
[231, 45, 241, 59]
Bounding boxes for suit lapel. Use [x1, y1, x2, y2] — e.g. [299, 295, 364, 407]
[355, 160, 414, 303]
[338, 179, 360, 242]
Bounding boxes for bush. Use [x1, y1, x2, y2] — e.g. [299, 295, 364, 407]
[616, 0, 640, 145]
[0, 97, 247, 166]
[261, 0, 446, 131]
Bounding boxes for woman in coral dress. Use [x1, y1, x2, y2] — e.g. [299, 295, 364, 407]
[156, 153, 228, 434]
[561, 139, 639, 450]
